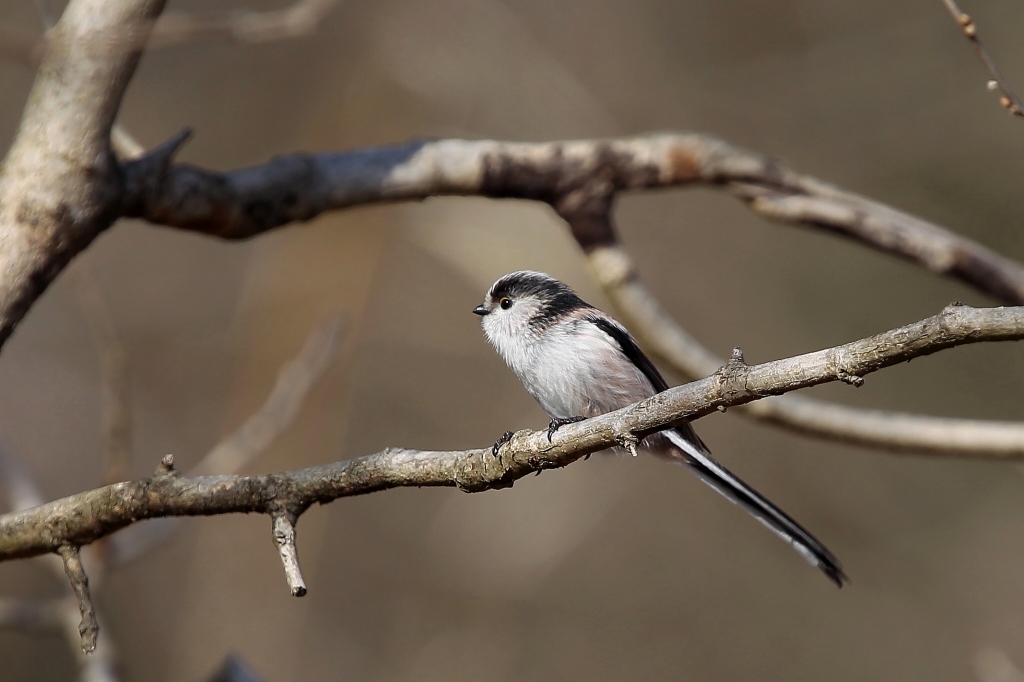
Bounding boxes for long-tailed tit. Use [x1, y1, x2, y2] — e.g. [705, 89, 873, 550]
[473, 270, 845, 587]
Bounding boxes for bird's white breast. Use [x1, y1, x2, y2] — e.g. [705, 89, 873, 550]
[506, 319, 657, 420]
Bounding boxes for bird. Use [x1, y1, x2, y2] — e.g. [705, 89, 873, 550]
[473, 270, 845, 587]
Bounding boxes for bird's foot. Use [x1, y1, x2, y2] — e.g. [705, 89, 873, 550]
[492, 430, 514, 457]
[547, 416, 586, 442]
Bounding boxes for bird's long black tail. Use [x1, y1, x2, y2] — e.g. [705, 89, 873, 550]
[665, 426, 846, 587]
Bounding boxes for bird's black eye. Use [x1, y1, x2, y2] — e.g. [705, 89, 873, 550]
[499, 297, 513, 310]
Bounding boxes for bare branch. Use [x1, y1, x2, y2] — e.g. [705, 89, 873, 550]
[271, 513, 307, 597]
[57, 545, 98, 654]
[943, 0, 1024, 118]
[0, 303, 1021, 565]
[192, 315, 344, 476]
[121, 133, 1024, 304]
[587, 244, 1024, 456]
[0, 0, 167, 353]
[150, 0, 341, 49]
[108, 316, 343, 565]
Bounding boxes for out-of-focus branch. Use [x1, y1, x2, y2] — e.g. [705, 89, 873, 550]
[108, 315, 344, 565]
[122, 132, 1024, 305]
[0, 0, 341, 71]
[943, 0, 1024, 118]
[0, 302, 1021, 570]
[192, 316, 345, 477]
[586, 243, 1024, 456]
[150, 0, 341, 49]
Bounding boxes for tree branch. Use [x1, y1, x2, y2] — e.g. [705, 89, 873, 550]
[943, 0, 1024, 118]
[586, 243, 1024, 456]
[0, 0, 165, 353]
[149, 0, 342, 49]
[0, 302, 1020, 567]
[121, 132, 1024, 304]
[57, 545, 98, 654]
[107, 314, 344, 566]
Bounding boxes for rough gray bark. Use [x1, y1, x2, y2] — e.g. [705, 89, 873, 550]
[0, 0, 165, 348]
[118, 133, 1024, 303]
[0, 302, 1020, 565]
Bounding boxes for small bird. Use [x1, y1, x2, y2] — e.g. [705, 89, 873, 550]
[473, 270, 845, 587]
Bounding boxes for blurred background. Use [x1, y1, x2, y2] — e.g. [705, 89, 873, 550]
[2, 0, 1024, 680]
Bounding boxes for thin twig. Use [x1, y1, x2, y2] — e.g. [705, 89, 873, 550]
[57, 545, 98, 654]
[271, 513, 307, 597]
[943, 0, 1024, 117]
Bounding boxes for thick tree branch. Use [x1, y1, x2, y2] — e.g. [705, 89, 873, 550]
[0, 303, 1020, 566]
[0, 0, 165, 352]
[121, 133, 1024, 304]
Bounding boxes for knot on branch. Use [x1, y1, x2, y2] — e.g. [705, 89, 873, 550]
[837, 371, 865, 387]
[616, 432, 640, 457]
[120, 128, 193, 216]
[155, 453, 176, 474]
[715, 346, 752, 403]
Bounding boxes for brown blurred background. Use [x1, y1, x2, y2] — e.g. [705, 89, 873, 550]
[3, 0, 1024, 680]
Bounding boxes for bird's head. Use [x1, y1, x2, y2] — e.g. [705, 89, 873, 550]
[473, 271, 590, 353]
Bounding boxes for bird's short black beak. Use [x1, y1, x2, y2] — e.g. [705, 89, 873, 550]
[472, 304, 489, 316]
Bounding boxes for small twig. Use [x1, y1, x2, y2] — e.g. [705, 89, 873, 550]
[57, 545, 98, 654]
[943, 0, 1024, 118]
[271, 514, 307, 597]
[109, 316, 343, 565]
